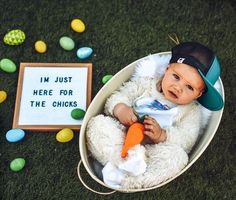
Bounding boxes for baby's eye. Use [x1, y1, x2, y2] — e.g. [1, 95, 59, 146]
[186, 85, 194, 91]
[173, 74, 179, 80]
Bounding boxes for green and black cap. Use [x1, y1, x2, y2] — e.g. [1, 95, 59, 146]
[170, 42, 224, 111]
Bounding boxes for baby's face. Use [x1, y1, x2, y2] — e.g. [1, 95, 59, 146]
[161, 63, 205, 105]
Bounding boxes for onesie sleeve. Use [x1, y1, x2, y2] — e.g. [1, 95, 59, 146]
[165, 103, 202, 153]
[104, 77, 152, 116]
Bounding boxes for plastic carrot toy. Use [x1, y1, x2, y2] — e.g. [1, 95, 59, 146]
[121, 122, 145, 158]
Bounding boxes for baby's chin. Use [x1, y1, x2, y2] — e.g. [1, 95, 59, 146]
[165, 96, 194, 105]
[164, 95, 193, 106]
[165, 97, 179, 105]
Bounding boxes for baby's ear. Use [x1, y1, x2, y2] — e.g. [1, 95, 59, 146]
[196, 84, 207, 99]
[195, 90, 204, 99]
[166, 65, 170, 71]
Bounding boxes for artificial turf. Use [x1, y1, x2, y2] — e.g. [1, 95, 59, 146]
[0, 0, 235, 199]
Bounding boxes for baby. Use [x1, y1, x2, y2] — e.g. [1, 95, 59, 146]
[86, 42, 224, 189]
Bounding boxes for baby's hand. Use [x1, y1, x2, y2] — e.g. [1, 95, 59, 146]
[143, 116, 166, 143]
[113, 103, 138, 126]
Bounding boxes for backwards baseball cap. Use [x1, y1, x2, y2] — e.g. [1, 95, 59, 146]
[169, 42, 224, 111]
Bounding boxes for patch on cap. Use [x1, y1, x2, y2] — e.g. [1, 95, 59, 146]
[177, 58, 185, 63]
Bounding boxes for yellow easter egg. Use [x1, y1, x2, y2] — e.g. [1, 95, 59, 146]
[35, 40, 47, 53]
[71, 19, 85, 33]
[0, 91, 7, 103]
[56, 128, 74, 143]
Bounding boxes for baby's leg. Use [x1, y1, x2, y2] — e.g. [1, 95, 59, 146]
[121, 143, 189, 189]
[86, 114, 126, 165]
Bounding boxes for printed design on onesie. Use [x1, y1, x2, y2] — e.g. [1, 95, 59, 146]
[146, 99, 170, 111]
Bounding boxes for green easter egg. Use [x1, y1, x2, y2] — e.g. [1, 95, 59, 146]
[59, 36, 75, 51]
[102, 75, 113, 84]
[0, 58, 16, 73]
[71, 108, 85, 120]
[10, 158, 26, 172]
[3, 29, 26, 45]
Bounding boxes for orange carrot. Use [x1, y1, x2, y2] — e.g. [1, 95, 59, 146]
[121, 122, 145, 158]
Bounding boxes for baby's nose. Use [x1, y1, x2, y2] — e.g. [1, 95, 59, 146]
[173, 84, 183, 93]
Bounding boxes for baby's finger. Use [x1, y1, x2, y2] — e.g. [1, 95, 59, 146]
[123, 120, 130, 126]
[144, 130, 154, 138]
[126, 119, 133, 126]
[133, 110, 138, 116]
[144, 124, 154, 131]
[131, 115, 138, 122]
[143, 118, 155, 125]
[126, 116, 136, 125]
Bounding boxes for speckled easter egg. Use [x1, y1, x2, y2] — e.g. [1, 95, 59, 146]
[10, 158, 26, 172]
[76, 47, 93, 59]
[35, 40, 47, 53]
[102, 75, 113, 84]
[56, 128, 74, 143]
[0, 58, 16, 73]
[71, 108, 85, 120]
[0, 90, 7, 103]
[3, 29, 26, 45]
[59, 36, 75, 51]
[6, 128, 25, 143]
[71, 19, 85, 33]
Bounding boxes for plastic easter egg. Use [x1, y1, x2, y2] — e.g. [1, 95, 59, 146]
[71, 19, 85, 33]
[59, 36, 75, 51]
[76, 47, 93, 59]
[56, 128, 74, 143]
[35, 40, 47, 53]
[102, 75, 113, 84]
[71, 108, 85, 120]
[0, 90, 7, 103]
[6, 128, 25, 143]
[0, 58, 16, 73]
[3, 29, 26, 45]
[10, 158, 26, 172]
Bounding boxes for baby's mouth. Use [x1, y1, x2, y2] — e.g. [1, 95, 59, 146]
[168, 90, 178, 99]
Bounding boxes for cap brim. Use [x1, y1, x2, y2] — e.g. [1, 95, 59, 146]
[197, 74, 224, 111]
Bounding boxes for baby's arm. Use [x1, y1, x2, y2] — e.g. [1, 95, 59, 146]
[104, 77, 151, 125]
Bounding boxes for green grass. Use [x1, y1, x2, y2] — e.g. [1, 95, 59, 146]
[0, 0, 235, 199]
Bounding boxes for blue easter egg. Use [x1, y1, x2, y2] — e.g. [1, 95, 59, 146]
[76, 47, 93, 59]
[6, 129, 25, 142]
